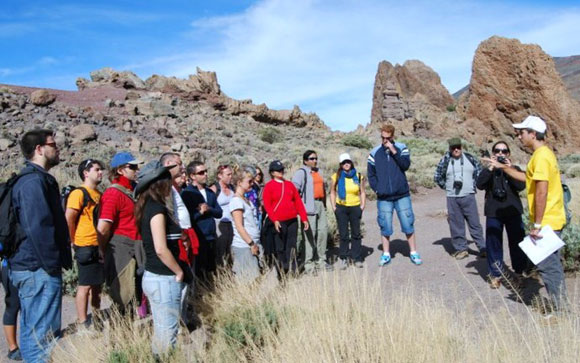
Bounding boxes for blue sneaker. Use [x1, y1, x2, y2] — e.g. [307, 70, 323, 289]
[410, 252, 423, 265]
[379, 254, 391, 266]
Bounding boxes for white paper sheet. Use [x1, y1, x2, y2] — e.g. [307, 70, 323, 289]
[518, 225, 565, 265]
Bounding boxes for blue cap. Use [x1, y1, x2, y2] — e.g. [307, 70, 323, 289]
[110, 151, 142, 168]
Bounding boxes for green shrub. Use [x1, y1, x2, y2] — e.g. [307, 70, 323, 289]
[259, 127, 282, 144]
[562, 222, 580, 272]
[217, 302, 279, 349]
[446, 105, 456, 112]
[342, 134, 373, 149]
[62, 262, 78, 296]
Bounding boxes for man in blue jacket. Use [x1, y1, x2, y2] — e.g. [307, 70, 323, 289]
[368, 124, 422, 266]
[9, 129, 72, 363]
[182, 161, 223, 282]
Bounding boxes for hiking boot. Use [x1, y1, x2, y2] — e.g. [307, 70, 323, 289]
[410, 252, 423, 265]
[478, 248, 487, 258]
[453, 250, 469, 260]
[354, 261, 364, 268]
[379, 254, 391, 266]
[7, 348, 22, 361]
[489, 276, 501, 289]
[339, 259, 349, 270]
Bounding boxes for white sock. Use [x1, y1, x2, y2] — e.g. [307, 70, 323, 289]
[383, 252, 390, 257]
[410, 250, 417, 254]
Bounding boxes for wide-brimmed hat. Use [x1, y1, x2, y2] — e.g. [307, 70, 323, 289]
[512, 115, 547, 133]
[110, 151, 143, 168]
[134, 162, 175, 197]
[269, 160, 284, 172]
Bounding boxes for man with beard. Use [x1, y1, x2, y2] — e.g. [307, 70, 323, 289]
[8, 129, 72, 362]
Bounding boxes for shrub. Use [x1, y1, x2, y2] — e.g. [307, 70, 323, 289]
[217, 302, 279, 349]
[562, 222, 580, 272]
[259, 127, 282, 144]
[342, 134, 373, 149]
[446, 105, 456, 112]
[62, 262, 78, 296]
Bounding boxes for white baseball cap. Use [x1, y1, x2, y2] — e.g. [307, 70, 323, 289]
[512, 115, 547, 133]
[339, 153, 352, 163]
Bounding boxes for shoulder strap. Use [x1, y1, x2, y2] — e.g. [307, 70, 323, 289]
[78, 187, 95, 209]
[109, 184, 135, 202]
[301, 168, 308, 198]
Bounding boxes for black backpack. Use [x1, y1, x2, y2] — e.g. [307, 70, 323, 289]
[0, 170, 36, 259]
[61, 185, 99, 229]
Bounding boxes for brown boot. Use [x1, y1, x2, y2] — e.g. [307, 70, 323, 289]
[489, 276, 501, 289]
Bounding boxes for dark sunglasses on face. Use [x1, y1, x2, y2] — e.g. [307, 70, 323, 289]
[195, 169, 208, 175]
[493, 148, 509, 154]
[308, 157, 318, 161]
[450, 146, 462, 150]
[127, 164, 139, 171]
[43, 142, 58, 148]
[341, 160, 352, 165]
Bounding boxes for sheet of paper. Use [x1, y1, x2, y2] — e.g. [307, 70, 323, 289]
[518, 225, 565, 265]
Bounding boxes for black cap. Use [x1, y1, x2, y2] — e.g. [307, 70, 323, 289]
[269, 160, 284, 172]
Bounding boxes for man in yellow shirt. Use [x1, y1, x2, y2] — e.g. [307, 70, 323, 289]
[65, 159, 105, 328]
[489, 115, 567, 313]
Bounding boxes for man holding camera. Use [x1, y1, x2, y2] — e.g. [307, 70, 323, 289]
[434, 138, 485, 259]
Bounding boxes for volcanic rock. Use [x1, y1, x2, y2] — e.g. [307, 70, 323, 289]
[70, 124, 97, 144]
[30, 90, 56, 106]
[457, 36, 580, 152]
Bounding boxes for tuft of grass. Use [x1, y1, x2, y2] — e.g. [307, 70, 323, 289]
[342, 134, 373, 149]
[258, 127, 282, 144]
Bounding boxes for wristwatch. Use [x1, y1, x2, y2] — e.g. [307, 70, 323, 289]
[248, 241, 255, 247]
[533, 223, 542, 229]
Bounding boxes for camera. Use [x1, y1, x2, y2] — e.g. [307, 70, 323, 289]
[497, 156, 507, 164]
[453, 180, 463, 190]
[492, 187, 507, 201]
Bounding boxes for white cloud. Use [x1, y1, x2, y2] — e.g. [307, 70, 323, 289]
[42, 1, 580, 130]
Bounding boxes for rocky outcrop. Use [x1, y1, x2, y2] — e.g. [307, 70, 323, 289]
[457, 36, 580, 152]
[30, 89, 56, 106]
[371, 60, 454, 124]
[554, 55, 580, 101]
[75, 67, 326, 129]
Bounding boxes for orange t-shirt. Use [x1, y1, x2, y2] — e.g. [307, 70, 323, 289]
[312, 171, 325, 199]
[66, 187, 101, 247]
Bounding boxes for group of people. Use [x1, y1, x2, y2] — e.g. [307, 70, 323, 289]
[0, 115, 571, 361]
[435, 115, 568, 315]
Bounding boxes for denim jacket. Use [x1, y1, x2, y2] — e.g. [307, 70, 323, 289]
[9, 162, 72, 275]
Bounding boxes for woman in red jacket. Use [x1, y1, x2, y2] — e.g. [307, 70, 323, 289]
[262, 160, 309, 278]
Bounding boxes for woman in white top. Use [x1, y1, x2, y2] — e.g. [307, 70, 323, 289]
[230, 168, 262, 282]
[210, 165, 235, 266]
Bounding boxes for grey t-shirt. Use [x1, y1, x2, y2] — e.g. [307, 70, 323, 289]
[445, 154, 475, 197]
[230, 196, 260, 249]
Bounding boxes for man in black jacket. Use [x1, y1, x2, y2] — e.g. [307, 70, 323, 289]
[9, 129, 72, 363]
[476, 141, 528, 288]
[182, 161, 223, 281]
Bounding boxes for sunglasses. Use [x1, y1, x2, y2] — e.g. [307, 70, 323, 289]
[195, 169, 208, 175]
[450, 146, 462, 150]
[43, 142, 58, 148]
[126, 164, 139, 171]
[381, 136, 393, 141]
[493, 148, 509, 154]
[308, 157, 318, 161]
[340, 160, 352, 165]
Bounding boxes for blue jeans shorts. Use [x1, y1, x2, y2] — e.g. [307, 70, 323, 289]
[377, 196, 415, 237]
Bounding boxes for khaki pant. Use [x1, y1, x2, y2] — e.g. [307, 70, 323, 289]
[297, 200, 328, 272]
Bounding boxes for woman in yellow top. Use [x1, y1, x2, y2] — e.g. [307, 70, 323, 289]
[330, 153, 366, 269]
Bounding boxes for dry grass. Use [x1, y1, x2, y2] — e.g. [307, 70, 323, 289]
[52, 270, 580, 363]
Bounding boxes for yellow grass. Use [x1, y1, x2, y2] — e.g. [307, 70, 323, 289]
[52, 270, 580, 363]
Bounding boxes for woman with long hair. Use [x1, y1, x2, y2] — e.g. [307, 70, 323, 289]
[262, 160, 309, 278]
[210, 165, 235, 266]
[330, 153, 366, 269]
[230, 168, 262, 281]
[134, 164, 192, 357]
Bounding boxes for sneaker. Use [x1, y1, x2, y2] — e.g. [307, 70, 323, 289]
[339, 259, 349, 270]
[409, 252, 422, 265]
[7, 348, 22, 361]
[379, 254, 391, 266]
[489, 276, 501, 289]
[354, 261, 364, 268]
[453, 250, 469, 260]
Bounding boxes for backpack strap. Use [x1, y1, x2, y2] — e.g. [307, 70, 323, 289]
[109, 184, 135, 202]
[78, 187, 95, 211]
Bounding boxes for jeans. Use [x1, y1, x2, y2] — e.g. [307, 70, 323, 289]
[10, 269, 62, 363]
[377, 196, 415, 237]
[486, 215, 528, 277]
[298, 200, 328, 272]
[446, 194, 485, 251]
[142, 271, 185, 355]
[335, 205, 362, 262]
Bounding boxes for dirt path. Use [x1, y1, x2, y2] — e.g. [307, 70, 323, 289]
[0, 189, 577, 357]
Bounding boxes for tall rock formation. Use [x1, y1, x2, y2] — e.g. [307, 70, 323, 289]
[457, 36, 580, 152]
[370, 60, 455, 135]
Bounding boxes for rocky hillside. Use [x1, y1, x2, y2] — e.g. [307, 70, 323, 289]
[371, 36, 580, 155]
[553, 55, 580, 101]
[0, 68, 339, 184]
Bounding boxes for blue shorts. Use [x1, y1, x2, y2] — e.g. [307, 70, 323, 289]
[377, 196, 415, 237]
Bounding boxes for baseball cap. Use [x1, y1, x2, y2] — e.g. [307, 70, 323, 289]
[447, 137, 462, 148]
[110, 151, 143, 168]
[269, 160, 285, 172]
[339, 153, 352, 163]
[512, 115, 547, 133]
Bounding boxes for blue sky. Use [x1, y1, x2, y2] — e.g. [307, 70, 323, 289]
[1, 0, 580, 131]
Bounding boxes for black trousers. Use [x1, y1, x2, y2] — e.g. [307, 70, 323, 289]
[335, 205, 363, 262]
[1, 264, 19, 325]
[262, 217, 298, 278]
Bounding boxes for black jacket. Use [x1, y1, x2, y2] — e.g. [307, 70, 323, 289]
[476, 166, 525, 218]
[9, 162, 72, 275]
[181, 185, 222, 242]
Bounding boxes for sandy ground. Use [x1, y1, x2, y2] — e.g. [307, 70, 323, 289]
[0, 188, 577, 359]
